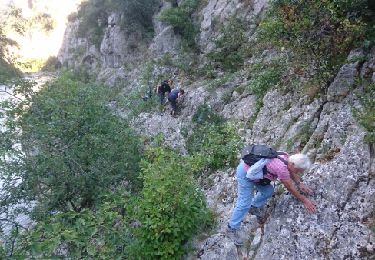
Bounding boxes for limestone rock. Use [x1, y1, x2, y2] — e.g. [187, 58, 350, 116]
[131, 112, 188, 153]
[198, 0, 268, 53]
[221, 94, 257, 120]
[327, 62, 359, 102]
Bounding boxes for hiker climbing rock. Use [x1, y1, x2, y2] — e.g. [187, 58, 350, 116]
[227, 144, 316, 246]
[168, 88, 184, 116]
[156, 79, 173, 105]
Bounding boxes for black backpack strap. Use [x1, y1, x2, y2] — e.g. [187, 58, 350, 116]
[276, 155, 288, 166]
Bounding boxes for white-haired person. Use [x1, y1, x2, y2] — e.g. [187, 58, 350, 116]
[227, 153, 317, 246]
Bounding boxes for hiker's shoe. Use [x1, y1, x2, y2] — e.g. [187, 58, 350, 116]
[249, 206, 266, 223]
[226, 224, 243, 246]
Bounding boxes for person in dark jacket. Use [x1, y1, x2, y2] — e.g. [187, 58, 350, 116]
[168, 88, 185, 116]
[156, 79, 173, 105]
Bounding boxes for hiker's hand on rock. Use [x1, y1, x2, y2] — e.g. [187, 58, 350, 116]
[299, 183, 313, 194]
[303, 198, 317, 213]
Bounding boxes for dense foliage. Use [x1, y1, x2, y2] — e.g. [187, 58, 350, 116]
[0, 73, 221, 258]
[207, 17, 250, 72]
[259, 0, 375, 79]
[158, 0, 200, 49]
[0, 58, 20, 83]
[8, 192, 133, 258]
[354, 82, 375, 143]
[187, 105, 241, 171]
[0, 6, 23, 82]
[129, 147, 213, 258]
[0, 73, 142, 218]
[247, 60, 285, 107]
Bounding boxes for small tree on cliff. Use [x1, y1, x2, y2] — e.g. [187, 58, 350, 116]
[0, 73, 142, 224]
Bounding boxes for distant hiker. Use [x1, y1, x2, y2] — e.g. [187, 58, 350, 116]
[168, 88, 185, 116]
[156, 79, 173, 105]
[227, 144, 316, 246]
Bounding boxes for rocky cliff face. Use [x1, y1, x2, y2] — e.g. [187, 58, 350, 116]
[130, 50, 375, 260]
[58, 0, 375, 259]
[198, 0, 267, 53]
[58, 0, 182, 85]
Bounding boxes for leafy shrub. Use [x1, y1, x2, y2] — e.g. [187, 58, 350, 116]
[189, 105, 241, 170]
[156, 52, 200, 78]
[259, 0, 375, 78]
[187, 122, 241, 171]
[76, 0, 108, 46]
[119, 87, 160, 118]
[353, 83, 375, 143]
[192, 104, 224, 125]
[0, 11, 21, 82]
[206, 73, 236, 90]
[41, 56, 61, 72]
[207, 17, 250, 72]
[0, 58, 20, 83]
[158, 0, 200, 49]
[129, 147, 213, 259]
[0, 73, 142, 215]
[247, 60, 284, 107]
[8, 192, 133, 259]
[115, 0, 160, 34]
[116, 62, 161, 119]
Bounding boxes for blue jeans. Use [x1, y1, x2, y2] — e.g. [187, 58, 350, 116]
[168, 97, 177, 112]
[228, 161, 274, 230]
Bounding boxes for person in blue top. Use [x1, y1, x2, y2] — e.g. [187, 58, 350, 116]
[168, 88, 185, 116]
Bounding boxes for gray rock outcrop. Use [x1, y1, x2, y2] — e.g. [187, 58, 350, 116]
[117, 50, 375, 259]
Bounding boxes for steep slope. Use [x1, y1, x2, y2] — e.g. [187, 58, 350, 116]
[57, 0, 375, 259]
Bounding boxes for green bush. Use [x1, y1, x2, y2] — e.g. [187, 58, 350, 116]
[205, 73, 236, 90]
[158, 0, 200, 49]
[129, 147, 213, 259]
[259, 0, 375, 78]
[107, 0, 160, 34]
[188, 105, 241, 171]
[76, 0, 113, 46]
[353, 83, 375, 143]
[187, 122, 241, 171]
[0, 14, 21, 81]
[192, 104, 225, 125]
[247, 61, 284, 107]
[41, 56, 61, 72]
[207, 17, 250, 72]
[116, 62, 160, 118]
[119, 87, 160, 118]
[8, 192, 133, 259]
[0, 73, 142, 215]
[0, 58, 20, 83]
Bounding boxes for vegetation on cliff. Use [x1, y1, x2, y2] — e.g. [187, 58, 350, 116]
[0, 72, 236, 258]
[75, 0, 160, 46]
